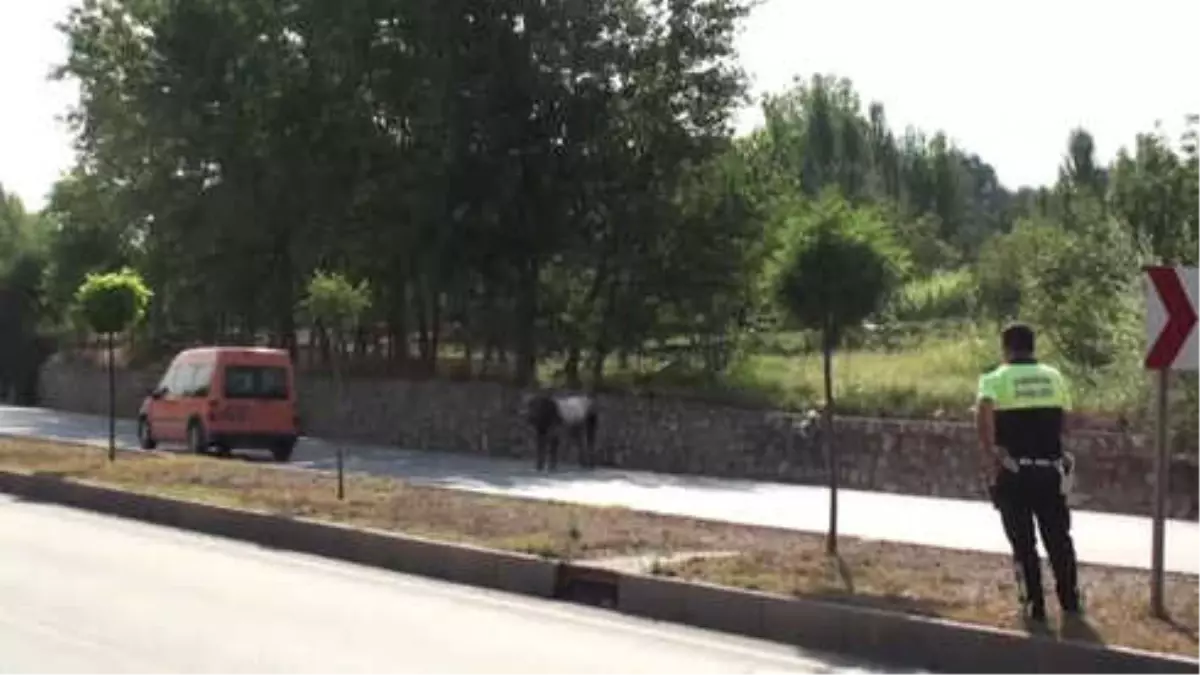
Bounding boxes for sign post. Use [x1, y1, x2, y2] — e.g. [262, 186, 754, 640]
[1142, 265, 1198, 618]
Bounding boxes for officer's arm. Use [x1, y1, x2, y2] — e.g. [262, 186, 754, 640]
[975, 398, 995, 456]
[975, 374, 998, 461]
[1057, 370, 1077, 434]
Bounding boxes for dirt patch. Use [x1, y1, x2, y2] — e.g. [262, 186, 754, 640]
[0, 436, 1195, 658]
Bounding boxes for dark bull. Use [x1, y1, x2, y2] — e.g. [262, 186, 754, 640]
[522, 391, 599, 472]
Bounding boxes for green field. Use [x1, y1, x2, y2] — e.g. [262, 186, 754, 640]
[563, 323, 1172, 426]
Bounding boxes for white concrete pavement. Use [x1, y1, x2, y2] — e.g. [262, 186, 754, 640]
[0, 494, 889, 673]
[0, 404, 1196, 576]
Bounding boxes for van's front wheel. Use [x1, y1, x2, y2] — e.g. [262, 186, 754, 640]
[137, 416, 157, 450]
[271, 439, 295, 463]
[187, 421, 208, 455]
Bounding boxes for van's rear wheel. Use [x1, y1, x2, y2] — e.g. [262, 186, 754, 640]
[271, 439, 295, 463]
[137, 416, 157, 450]
[187, 422, 208, 455]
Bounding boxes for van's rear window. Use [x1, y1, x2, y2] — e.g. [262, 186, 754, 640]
[223, 366, 289, 400]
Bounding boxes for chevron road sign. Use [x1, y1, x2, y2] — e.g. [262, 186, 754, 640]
[1144, 266, 1198, 371]
[1142, 265, 1198, 619]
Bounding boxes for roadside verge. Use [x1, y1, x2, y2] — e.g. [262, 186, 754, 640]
[0, 467, 1193, 674]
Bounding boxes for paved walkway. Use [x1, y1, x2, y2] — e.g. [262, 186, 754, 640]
[0, 405, 1195, 575]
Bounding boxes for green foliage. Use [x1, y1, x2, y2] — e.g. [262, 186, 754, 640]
[301, 270, 372, 339]
[724, 325, 1149, 421]
[1108, 117, 1199, 265]
[0, 184, 56, 403]
[73, 267, 152, 335]
[39, 170, 134, 326]
[774, 191, 902, 347]
[887, 269, 975, 323]
[974, 213, 1139, 374]
[1018, 206, 1139, 372]
[17, 0, 1194, 431]
[47, 0, 755, 385]
[755, 74, 1012, 256]
[975, 131, 1143, 374]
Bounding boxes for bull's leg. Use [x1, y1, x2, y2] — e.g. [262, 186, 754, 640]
[565, 424, 584, 468]
[535, 430, 546, 472]
[584, 410, 598, 468]
[548, 434, 560, 472]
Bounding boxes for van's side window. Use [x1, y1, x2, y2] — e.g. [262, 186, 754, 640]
[157, 362, 182, 395]
[179, 362, 215, 397]
[192, 362, 215, 396]
[223, 365, 289, 400]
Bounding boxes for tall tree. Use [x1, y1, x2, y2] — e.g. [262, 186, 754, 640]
[774, 190, 904, 554]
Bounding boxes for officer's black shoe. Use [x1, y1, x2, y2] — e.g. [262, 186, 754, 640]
[1061, 589, 1085, 617]
[1021, 602, 1048, 629]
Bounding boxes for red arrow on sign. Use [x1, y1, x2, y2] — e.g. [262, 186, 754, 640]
[1145, 266, 1198, 369]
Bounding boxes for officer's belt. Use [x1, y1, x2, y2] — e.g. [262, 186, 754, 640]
[1015, 457, 1062, 468]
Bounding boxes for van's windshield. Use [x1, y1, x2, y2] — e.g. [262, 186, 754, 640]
[222, 365, 290, 400]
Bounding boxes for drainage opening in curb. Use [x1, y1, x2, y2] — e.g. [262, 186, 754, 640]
[554, 563, 619, 609]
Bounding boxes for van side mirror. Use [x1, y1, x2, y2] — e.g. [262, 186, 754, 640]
[150, 386, 167, 399]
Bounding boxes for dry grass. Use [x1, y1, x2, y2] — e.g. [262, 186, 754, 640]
[0, 436, 1195, 658]
[0, 437, 758, 559]
[661, 546, 1198, 657]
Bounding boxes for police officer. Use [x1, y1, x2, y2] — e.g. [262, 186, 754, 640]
[975, 323, 1082, 624]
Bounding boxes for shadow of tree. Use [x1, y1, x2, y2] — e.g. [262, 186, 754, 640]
[797, 587, 948, 619]
[1152, 613, 1197, 642]
[833, 553, 855, 594]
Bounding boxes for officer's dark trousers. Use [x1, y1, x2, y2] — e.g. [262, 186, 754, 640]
[992, 467, 1081, 615]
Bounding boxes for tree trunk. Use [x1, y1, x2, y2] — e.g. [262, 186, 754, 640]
[415, 289, 431, 366]
[514, 260, 540, 387]
[427, 292, 442, 376]
[589, 274, 621, 389]
[822, 325, 838, 556]
[355, 323, 368, 359]
[387, 280, 410, 366]
[107, 332, 116, 462]
[317, 322, 332, 368]
[481, 339, 495, 376]
[589, 347, 609, 388]
[331, 326, 346, 500]
[564, 343, 582, 389]
[462, 336, 475, 378]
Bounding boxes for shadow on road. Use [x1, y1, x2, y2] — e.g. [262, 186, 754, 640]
[1058, 614, 1105, 646]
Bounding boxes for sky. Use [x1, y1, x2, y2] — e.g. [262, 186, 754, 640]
[1, 0, 1198, 212]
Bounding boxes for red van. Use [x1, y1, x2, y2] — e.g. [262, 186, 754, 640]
[137, 347, 300, 462]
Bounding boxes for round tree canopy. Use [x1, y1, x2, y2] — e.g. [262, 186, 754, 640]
[74, 268, 152, 335]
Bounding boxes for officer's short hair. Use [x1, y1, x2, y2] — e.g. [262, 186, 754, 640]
[1002, 322, 1035, 354]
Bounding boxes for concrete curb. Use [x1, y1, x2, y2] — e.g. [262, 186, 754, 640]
[611, 571, 1198, 673]
[1, 470, 1195, 674]
[0, 470, 557, 600]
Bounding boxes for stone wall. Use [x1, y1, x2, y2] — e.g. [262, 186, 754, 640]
[37, 356, 1198, 520]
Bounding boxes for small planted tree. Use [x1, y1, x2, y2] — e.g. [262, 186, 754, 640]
[774, 191, 901, 555]
[300, 269, 371, 500]
[74, 268, 152, 461]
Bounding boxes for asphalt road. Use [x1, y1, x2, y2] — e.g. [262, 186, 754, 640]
[0, 494, 889, 674]
[0, 404, 1196, 575]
